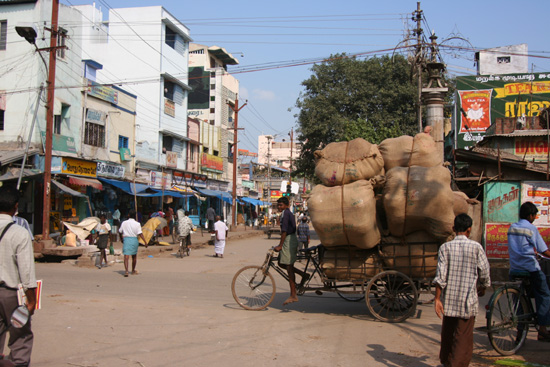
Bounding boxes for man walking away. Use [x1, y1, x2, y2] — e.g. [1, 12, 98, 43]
[213, 216, 228, 258]
[273, 197, 309, 306]
[508, 201, 550, 341]
[0, 184, 37, 367]
[434, 213, 490, 367]
[118, 210, 147, 278]
[206, 205, 216, 233]
[297, 216, 310, 251]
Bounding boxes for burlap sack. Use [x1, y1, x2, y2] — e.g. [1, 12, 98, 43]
[451, 191, 482, 243]
[308, 180, 380, 249]
[314, 138, 384, 186]
[378, 133, 442, 171]
[321, 247, 382, 279]
[383, 166, 455, 240]
[379, 231, 440, 278]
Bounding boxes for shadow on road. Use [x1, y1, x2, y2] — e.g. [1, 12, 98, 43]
[366, 344, 433, 367]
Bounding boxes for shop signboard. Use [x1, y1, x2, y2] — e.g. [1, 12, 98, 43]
[483, 181, 520, 223]
[485, 223, 550, 259]
[87, 81, 118, 104]
[515, 137, 550, 162]
[172, 170, 207, 188]
[41, 132, 77, 154]
[119, 148, 131, 161]
[164, 99, 175, 117]
[61, 157, 97, 177]
[150, 171, 172, 190]
[242, 180, 255, 189]
[270, 190, 282, 199]
[166, 151, 178, 168]
[201, 153, 223, 173]
[456, 73, 550, 149]
[522, 181, 550, 226]
[97, 161, 125, 179]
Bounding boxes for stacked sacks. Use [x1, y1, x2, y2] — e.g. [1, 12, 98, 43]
[383, 165, 455, 241]
[378, 133, 442, 171]
[321, 247, 382, 279]
[379, 232, 440, 278]
[308, 180, 380, 250]
[314, 138, 384, 186]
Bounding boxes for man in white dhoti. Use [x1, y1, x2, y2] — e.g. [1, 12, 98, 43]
[213, 216, 228, 258]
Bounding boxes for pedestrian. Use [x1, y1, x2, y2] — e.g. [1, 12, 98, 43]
[434, 213, 491, 367]
[296, 216, 310, 251]
[95, 215, 111, 269]
[177, 209, 194, 247]
[508, 201, 550, 341]
[111, 206, 121, 243]
[213, 215, 228, 258]
[12, 215, 33, 240]
[273, 197, 309, 305]
[165, 205, 175, 237]
[118, 210, 147, 277]
[206, 205, 216, 233]
[0, 184, 37, 367]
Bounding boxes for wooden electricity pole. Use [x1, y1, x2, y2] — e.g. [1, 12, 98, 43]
[228, 97, 247, 229]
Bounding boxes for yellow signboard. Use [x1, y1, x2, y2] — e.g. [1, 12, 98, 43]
[61, 157, 97, 177]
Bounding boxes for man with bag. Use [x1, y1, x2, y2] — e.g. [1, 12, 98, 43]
[0, 184, 37, 367]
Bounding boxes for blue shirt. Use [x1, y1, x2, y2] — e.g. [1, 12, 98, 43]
[280, 208, 296, 235]
[508, 219, 548, 272]
[297, 221, 310, 242]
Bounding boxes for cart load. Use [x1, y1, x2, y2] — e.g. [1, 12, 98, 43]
[314, 138, 384, 186]
[321, 246, 382, 279]
[378, 133, 442, 171]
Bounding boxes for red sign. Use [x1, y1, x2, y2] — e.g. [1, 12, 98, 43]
[485, 223, 550, 259]
[270, 190, 282, 199]
[459, 89, 492, 133]
[201, 153, 223, 172]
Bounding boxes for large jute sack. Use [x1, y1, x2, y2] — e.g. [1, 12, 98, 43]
[379, 231, 440, 278]
[378, 133, 442, 171]
[451, 191, 482, 244]
[322, 247, 382, 279]
[308, 180, 380, 249]
[383, 166, 455, 240]
[314, 138, 384, 186]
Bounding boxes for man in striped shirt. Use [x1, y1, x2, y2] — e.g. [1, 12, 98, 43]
[434, 213, 491, 367]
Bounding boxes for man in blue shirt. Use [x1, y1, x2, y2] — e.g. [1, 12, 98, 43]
[508, 201, 550, 342]
[273, 197, 309, 305]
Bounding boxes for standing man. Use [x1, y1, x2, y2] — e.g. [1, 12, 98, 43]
[296, 216, 310, 251]
[434, 213, 490, 367]
[213, 216, 228, 258]
[118, 210, 147, 278]
[164, 205, 174, 238]
[111, 205, 121, 243]
[508, 201, 550, 341]
[95, 215, 111, 269]
[206, 205, 216, 233]
[273, 197, 309, 305]
[0, 185, 37, 367]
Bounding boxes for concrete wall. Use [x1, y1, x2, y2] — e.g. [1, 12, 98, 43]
[477, 44, 528, 75]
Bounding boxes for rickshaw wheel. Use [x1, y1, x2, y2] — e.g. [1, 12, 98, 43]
[365, 270, 418, 323]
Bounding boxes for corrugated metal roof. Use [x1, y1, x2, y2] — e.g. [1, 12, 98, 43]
[486, 129, 550, 137]
[0, 0, 37, 4]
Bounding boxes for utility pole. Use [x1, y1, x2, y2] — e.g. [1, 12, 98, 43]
[288, 128, 293, 183]
[412, 2, 423, 133]
[42, 0, 60, 240]
[267, 135, 272, 210]
[228, 97, 247, 229]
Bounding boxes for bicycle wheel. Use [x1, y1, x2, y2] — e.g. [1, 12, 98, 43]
[487, 287, 530, 355]
[177, 239, 185, 258]
[365, 271, 418, 323]
[336, 282, 366, 302]
[232, 266, 276, 311]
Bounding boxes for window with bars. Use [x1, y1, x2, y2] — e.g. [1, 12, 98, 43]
[0, 109, 4, 130]
[57, 28, 67, 59]
[0, 20, 7, 51]
[165, 25, 185, 55]
[118, 135, 128, 149]
[84, 122, 105, 147]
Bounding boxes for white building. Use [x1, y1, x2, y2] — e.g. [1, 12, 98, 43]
[188, 43, 239, 189]
[475, 44, 528, 75]
[258, 134, 301, 170]
[74, 4, 192, 183]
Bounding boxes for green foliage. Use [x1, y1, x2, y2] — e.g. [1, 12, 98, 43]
[294, 53, 419, 179]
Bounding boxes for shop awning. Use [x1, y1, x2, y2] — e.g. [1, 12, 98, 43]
[195, 188, 234, 205]
[0, 168, 42, 181]
[98, 177, 148, 194]
[240, 197, 273, 207]
[0, 149, 39, 167]
[68, 176, 103, 190]
[51, 180, 87, 197]
[135, 189, 189, 198]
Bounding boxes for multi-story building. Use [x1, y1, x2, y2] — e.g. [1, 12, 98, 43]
[258, 134, 301, 170]
[75, 4, 192, 190]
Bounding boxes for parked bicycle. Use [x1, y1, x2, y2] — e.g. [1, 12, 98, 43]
[486, 254, 550, 355]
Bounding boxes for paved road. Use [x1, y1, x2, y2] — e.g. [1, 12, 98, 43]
[17, 233, 547, 366]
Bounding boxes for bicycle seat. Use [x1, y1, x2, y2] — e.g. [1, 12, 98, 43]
[509, 270, 531, 281]
[299, 244, 323, 254]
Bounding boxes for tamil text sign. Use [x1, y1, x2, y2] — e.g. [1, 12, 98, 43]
[61, 157, 97, 177]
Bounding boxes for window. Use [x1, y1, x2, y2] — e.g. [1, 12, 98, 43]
[213, 150, 219, 157]
[54, 104, 69, 134]
[84, 122, 105, 147]
[164, 79, 184, 105]
[162, 135, 173, 153]
[210, 84, 215, 90]
[228, 143, 233, 160]
[54, 115, 62, 134]
[210, 57, 216, 69]
[210, 108, 215, 114]
[165, 25, 185, 55]
[203, 147, 209, 153]
[210, 96, 215, 102]
[497, 56, 511, 64]
[118, 135, 129, 149]
[0, 20, 7, 51]
[0, 109, 4, 130]
[189, 144, 195, 162]
[56, 28, 67, 59]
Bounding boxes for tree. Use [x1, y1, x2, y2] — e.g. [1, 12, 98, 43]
[294, 53, 418, 179]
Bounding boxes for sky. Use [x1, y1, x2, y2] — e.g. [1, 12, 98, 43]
[62, 0, 550, 154]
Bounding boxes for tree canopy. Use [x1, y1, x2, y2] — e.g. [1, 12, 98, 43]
[294, 53, 418, 179]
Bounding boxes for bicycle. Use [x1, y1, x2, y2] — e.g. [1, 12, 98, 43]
[486, 254, 550, 355]
[177, 235, 191, 258]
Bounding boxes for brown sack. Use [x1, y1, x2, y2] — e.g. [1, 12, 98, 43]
[308, 180, 380, 249]
[383, 166, 455, 240]
[451, 191, 482, 243]
[314, 138, 384, 186]
[322, 247, 382, 279]
[379, 231, 440, 278]
[378, 133, 442, 171]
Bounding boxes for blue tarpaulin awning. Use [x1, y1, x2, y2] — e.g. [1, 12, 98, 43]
[195, 188, 234, 205]
[98, 177, 148, 195]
